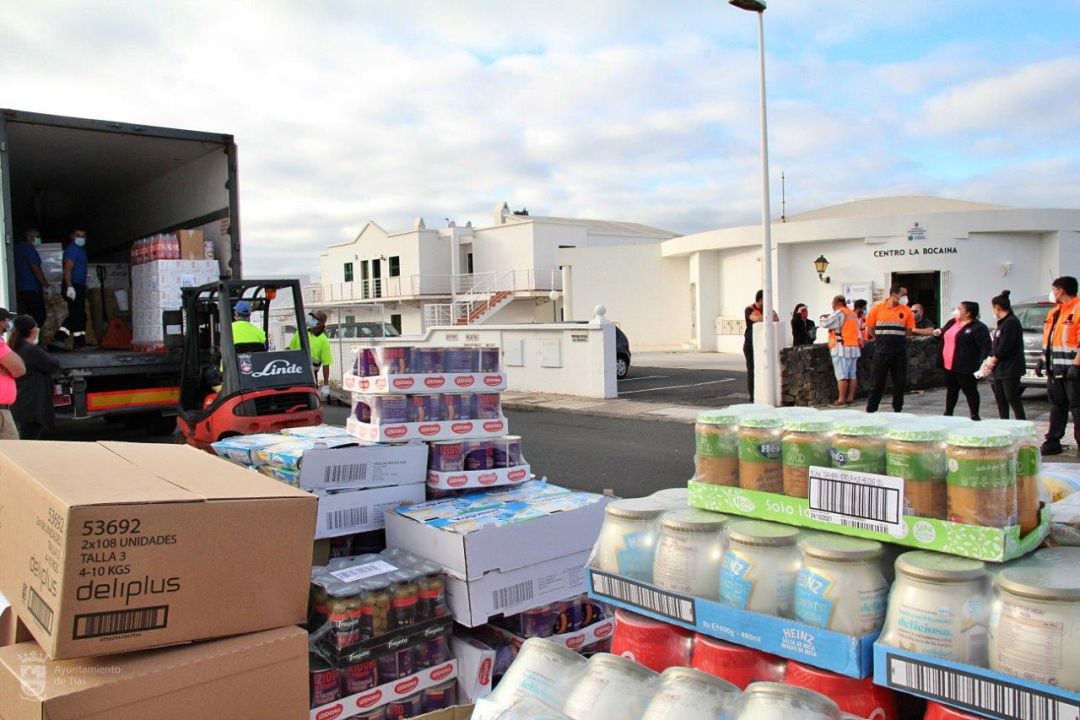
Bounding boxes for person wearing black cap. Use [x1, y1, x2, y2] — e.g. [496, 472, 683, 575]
[0, 311, 27, 439]
[289, 309, 332, 399]
[9, 315, 60, 439]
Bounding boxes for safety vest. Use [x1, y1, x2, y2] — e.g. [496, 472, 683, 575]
[828, 307, 862, 349]
[867, 300, 913, 347]
[232, 320, 266, 346]
[1043, 296, 1080, 374]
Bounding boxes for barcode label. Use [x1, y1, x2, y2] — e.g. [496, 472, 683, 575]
[331, 560, 398, 583]
[324, 463, 368, 485]
[492, 581, 535, 610]
[808, 466, 903, 532]
[73, 606, 170, 639]
[326, 506, 369, 531]
[590, 571, 695, 624]
[888, 655, 1080, 720]
[27, 586, 54, 634]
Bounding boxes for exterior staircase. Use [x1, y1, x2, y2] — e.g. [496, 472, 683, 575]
[456, 290, 513, 324]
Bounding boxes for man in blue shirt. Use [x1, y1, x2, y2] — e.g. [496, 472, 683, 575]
[50, 229, 90, 351]
[14, 229, 47, 326]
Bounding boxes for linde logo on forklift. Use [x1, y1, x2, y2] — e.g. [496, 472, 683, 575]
[244, 358, 306, 378]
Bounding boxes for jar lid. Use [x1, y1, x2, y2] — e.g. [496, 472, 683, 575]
[1033, 547, 1080, 567]
[799, 534, 883, 562]
[996, 565, 1080, 601]
[947, 428, 1012, 448]
[661, 508, 729, 533]
[658, 666, 739, 696]
[834, 417, 890, 436]
[981, 419, 1037, 440]
[896, 551, 986, 582]
[739, 412, 784, 429]
[741, 682, 838, 714]
[697, 408, 742, 425]
[361, 577, 392, 591]
[932, 416, 977, 427]
[605, 497, 668, 520]
[784, 417, 834, 433]
[649, 487, 689, 509]
[414, 561, 442, 576]
[886, 423, 949, 442]
[726, 519, 799, 547]
[774, 407, 821, 420]
[521, 636, 588, 665]
[585, 652, 659, 681]
[726, 403, 775, 415]
[817, 409, 866, 422]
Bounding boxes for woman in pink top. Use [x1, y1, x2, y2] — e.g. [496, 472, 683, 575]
[935, 301, 992, 420]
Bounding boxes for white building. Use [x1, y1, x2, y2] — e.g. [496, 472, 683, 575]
[311, 202, 678, 334]
[558, 196, 1080, 352]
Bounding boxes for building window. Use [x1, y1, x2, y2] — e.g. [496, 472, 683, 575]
[345, 315, 355, 324]
[390, 314, 402, 333]
[389, 256, 401, 277]
[467, 253, 474, 274]
[344, 262, 354, 282]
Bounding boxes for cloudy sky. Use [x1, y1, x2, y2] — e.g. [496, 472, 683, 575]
[3, 1, 1079, 277]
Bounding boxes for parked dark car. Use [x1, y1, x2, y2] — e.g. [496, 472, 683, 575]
[615, 326, 631, 379]
[1012, 299, 1054, 390]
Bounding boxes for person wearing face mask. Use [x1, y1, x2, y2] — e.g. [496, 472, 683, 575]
[289, 309, 332, 399]
[864, 283, 935, 413]
[790, 303, 817, 346]
[911, 303, 935, 330]
[982, 290, 1026, 419]
[14, 229, 48, 326]
[1040, 276, 1080, 456]
[743, 289, 779, 400]
[8, 315, 60, 439]
[50, 229, 90, 351]
[932, 301, 991, 420]
[0, 310, 27, 439]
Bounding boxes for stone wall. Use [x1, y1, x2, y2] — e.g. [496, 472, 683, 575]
[781, 336, 945, 406]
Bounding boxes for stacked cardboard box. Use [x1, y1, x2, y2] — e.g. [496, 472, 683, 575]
[130, 259, 218, 349]
[0, 441, 317, 718]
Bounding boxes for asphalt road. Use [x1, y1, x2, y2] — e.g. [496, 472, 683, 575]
[619, 366, 749, 406]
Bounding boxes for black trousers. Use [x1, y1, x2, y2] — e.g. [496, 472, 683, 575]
[744, 344, 754, 399]
[1046, 374, 1080, 446]
[16, 290, 47, 327]
[15, 420, 45, 440]
[944, 369, 981, 420]
[991, 377, 1026, 419]
[60, 283, 87, 335]
[866, 348, 907, 412]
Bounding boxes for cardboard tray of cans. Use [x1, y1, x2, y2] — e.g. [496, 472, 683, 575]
[872, 642, 1080, 720]
[427, 464, 531, 491]
[353, 345, 501, 378]
[344, 371, 508, 394]
[310, 658, 459, 720]
[489, 615, 615, 654]
[348, 392, 508, 443]
[688, 471, 1051, 563]
[585, 566, 876, 678]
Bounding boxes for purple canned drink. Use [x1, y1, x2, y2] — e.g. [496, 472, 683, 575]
[475, 393, 502, 420]
[564, 597, 585, 632]
[493, 435, 523, 468]
[342, 657, 377, 694]
[356, 395, 409, 424]
[415, 635, 451, 669]
[422, 681, 457, 712]
[463, 440, 495, 470]
[429, 441, 464, 472]
[479, 347, 500, 373]
[407, 394, 443, 423]
[387, 694, 423, 719]
[411, 347, 443, 374]
[309, 653, 341, 708]
[443, 393, 475, 420]
[376, 647, 414, 683]
[521, 604, 556, 638]
[354, 348, 377, 377]
[352, 708, 388, 720]
[441, 347, 477, 373]
[377, 346, 413, 374]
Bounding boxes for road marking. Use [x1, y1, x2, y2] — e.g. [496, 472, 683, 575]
[617, 375, 669, 383]
[619, 378, 735, 395]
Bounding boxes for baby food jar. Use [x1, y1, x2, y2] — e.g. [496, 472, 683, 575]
[694, 408, 741, 486]
[652, 509, 729, 600]
[830, 417, 889, 474]
[489, 637, 587, 709]
[880, 551, 989, 665]
[946, 428, 1016, 527]
[720, 520, 801, 618]
[733, 682, 857, 720]
[982, 419, 1041, 534]
[641, 666, 740, 720]
[988, 563, 1080, 691]
[562, 652, 659, 720]
[795, 534, 888, 635]
[592, 497, 667, 581]
[782, 417, 834, 499]
[738, 413, 784, 493]
[886, 423, 948, 519]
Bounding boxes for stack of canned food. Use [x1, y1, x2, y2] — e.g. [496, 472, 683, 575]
[353, 392, 504, 425]
[693, 406, 1041, 530]
[307, 549, 456, 718]
[354, 345, 502, 377]
[428, 436, 524, 473]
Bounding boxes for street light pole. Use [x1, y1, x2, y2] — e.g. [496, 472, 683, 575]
[730, 0, 778, 406]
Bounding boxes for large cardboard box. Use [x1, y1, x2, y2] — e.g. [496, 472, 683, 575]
[314, 483, 426, 539]
[416, 707, 474, 720]
[176, 229, 205, 260]
[0, 441, 317, 660]
[0, 626, 308, 720]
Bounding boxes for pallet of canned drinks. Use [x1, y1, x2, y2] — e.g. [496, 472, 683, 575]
[345, 344, 508, 394]
[347, 392, 508, 443]
[427, 436, 530, 491]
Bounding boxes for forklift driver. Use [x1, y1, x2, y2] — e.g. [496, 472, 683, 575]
[231, 300, 266, 350]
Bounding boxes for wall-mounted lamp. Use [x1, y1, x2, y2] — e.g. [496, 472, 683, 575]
[814, 255, 831, 284]
[1001, 261, 1013, 277]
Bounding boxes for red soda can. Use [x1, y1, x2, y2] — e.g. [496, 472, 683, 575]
[610, 609, 692, 673]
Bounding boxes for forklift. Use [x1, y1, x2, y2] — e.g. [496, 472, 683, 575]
[175, 279, 323, 449]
